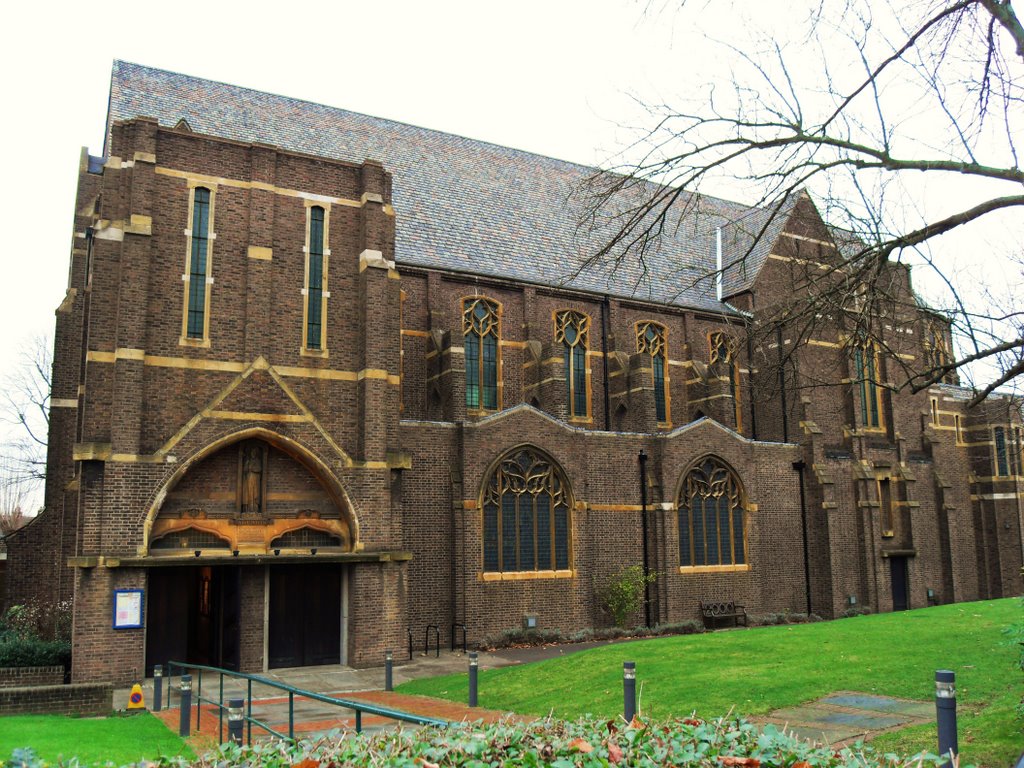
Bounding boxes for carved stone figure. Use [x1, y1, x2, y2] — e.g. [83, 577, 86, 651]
[241, 443, 265, 515]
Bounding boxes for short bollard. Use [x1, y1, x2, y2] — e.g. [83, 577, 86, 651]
[623, 662, 637, 723]
[153, 665, 163, 712]
[468, 652, 479, 707]
[385, 649, 394, 692]
[227, 698, 245, 745]
[178, 675, 192, 738]
[935, 670, 958, 764]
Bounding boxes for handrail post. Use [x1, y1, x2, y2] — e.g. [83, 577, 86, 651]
[218, 672, 224, 744]
[247, 678, 252, 745]
[288, 690, 294, 741]
[195, 669, 202, 732]
[355, 709, 362, 734]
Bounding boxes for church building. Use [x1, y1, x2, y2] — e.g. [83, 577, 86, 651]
[5, 62, 1022, 684]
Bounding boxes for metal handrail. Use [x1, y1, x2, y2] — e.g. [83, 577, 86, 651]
[167, 660, 447, 743]
[451, 623, 467, 653]
[424, 624, 440, 658]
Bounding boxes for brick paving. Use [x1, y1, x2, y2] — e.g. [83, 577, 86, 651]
[153, 686, 522, 751]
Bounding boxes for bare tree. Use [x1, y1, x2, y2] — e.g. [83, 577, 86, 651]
[1, 335, 51, 491]
[582, 0, 1024, 402]
[0, 455, 32, 535]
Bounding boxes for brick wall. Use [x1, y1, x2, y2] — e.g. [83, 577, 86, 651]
[0, 683, 112, 717]
[0, 666, 64, 688]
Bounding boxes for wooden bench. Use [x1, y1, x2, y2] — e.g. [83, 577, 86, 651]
[699, 601, 748, 630]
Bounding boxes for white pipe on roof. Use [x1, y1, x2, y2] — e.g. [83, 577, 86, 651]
[715, 227, 723, 301]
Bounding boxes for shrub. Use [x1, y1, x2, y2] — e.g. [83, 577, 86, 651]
[122, 714, 947, 768]
[653, 620, 704, 636]
[596, 565, 657, 628]
[476, 627, 566, 650]
[0, 603, 71, 669]
[0, 634, 70, 668]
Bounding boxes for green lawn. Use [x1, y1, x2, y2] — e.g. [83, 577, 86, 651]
[0, 711, 194, 765]
[399, 598, 1023, 767]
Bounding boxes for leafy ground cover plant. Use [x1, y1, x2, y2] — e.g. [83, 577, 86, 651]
[28, 715, 944, 768]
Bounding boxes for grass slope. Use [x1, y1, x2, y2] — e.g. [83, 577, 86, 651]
[399, 599, 1022, 767]
[0, 711, 194, 765]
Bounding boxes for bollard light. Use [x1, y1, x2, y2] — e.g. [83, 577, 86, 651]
[178, 675, 193, 738]
[227, 697, 245, 745]
[468, 651, 479, 708]
[153, 665, 163, 712]
[385, 649, 394, 691]
[623, 661, 637, 723]
[934, 669, 958, 766]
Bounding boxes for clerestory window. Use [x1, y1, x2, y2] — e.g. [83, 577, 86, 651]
[464, 298, 500, 411]
[555, 310, 590, 419]
[637, 322, 668, 423]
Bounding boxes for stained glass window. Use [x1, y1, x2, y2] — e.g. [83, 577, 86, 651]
[482, 448, 571, 572]
[678, 457, 745, 567]
[306, 206, 326, 350]
[637, 322, 667, 422]
[555, 311, 590, 418]
[853, 341, 882, 428]
[464, 298, 500, 410]
[186, 187, 211, 339]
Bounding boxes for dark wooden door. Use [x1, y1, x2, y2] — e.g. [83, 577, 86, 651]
[890, 556, 909, 611]
[268, 565, 341, 668]
[145, 568, 191, 677]
[145, 566, 241, 675]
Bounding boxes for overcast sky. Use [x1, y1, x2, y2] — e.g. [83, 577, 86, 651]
[1, 0, 1019, 500]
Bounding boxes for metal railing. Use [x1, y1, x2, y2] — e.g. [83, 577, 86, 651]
[167, 661, 447, 744]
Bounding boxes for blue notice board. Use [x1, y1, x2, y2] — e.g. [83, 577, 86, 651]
[113, 588, 144, 629]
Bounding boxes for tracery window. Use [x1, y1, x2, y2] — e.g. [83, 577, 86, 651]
[304, 205, 329, 352]
[555, 310, 590, 418]
[678, 456, 746, 568]
[852, 340, 883, 428]
[463, 298, 500, 411]
[994, 426, 1010, 476]
[709, 331, 742, 433]
[482, 447, 571, 573]
[637, 322, 668, 423]
[926, 322, 950, 377]
[183, 186, 213, 341]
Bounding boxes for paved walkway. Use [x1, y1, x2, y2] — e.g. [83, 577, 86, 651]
[759, 691, 934, 746]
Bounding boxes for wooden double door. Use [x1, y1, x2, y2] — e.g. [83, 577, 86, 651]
[268, 564, 342, 668]
[146, 566, 241, 676]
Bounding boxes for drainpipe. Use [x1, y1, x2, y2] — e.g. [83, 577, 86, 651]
[745, 328, 758, 440]
[638, 449, 652, 628]
[792, 459, 812, 615]
[601, 295, 611, 429]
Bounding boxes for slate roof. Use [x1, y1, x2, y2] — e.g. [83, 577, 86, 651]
[107, 61, 792, 314]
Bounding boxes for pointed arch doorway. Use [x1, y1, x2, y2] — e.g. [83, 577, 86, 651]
[144, 433, 355, 674]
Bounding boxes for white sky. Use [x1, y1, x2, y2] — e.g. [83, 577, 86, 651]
[1, 0, 1019, 502]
